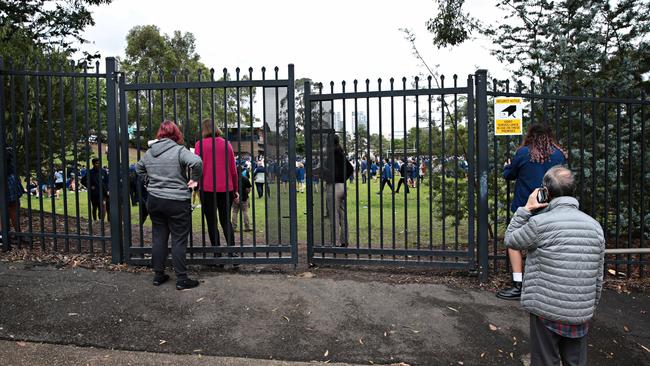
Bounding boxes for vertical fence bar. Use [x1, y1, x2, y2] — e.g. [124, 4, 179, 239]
[304, 81, 314, 263]
[378, 79, 384, 252]
[105, 57, 123, 264]
[491, 79, 498, 272]
[475, 70, 489, 282]
[415, 77, 421, 255]
[46, 61, 57, 250]
[22, 63, 34, 248]
[466, 74, 476, 271]
[641, 92, 646, 278]
[440, 76, 446, 253]
[249, 68, 256, 255]
[615, 100, 621, 274]
[428, 77, 433, 256]
[58, 64, 70, 252]
[8, 60, 20, 246]
[627, 101, 633, 275]
[287, 64, 298, 266]
[0, 58, 9, 251]
[83, 63, 92, 251]
[402, 77, 408, 257]
[119, 72, 130, 263]
[366, 80, 372, 253]
[71, 62, 81, 252]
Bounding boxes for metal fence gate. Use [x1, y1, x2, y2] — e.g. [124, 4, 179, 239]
[303, 73, 481, 273]
[118, 63, 299, 266]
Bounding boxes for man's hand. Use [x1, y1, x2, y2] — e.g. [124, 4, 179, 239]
[187, 180, 198, 189]
[524, 188, 548, 212]
[233, 192, 240, 204]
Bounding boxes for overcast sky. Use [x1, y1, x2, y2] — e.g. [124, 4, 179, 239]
[79, 0, 509, 84]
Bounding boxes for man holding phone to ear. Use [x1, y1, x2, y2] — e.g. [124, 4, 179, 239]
[505, 166, 605, 366]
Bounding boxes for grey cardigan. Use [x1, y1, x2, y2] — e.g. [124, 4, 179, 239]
[504, 196, 605, 324]
[135, 138, 203, 201]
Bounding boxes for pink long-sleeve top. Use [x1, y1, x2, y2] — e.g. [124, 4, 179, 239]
[194, 137, 238, 193]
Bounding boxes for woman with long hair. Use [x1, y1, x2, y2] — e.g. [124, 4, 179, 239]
[497, 123, 567, 300]
[195, 119, 239, 260]
[136, 121, 203, 290]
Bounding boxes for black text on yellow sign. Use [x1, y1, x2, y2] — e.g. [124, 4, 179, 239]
[494, 97, 523, 136]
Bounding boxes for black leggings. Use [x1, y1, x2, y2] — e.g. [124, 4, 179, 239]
[201, 191, 235, 250]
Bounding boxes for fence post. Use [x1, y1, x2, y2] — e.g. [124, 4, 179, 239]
[475, 69, 490, 282]
[105, 57, 123, 264]
[304, 81, 314, 264]
[287, 64, 298, 268]
[0, 57, 9, 252]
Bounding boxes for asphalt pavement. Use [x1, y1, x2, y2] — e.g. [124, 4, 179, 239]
[0, 262, 647, 365]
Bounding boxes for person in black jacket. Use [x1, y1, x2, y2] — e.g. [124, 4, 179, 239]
[321, 135, 353, 247]
[395, 159, 410, 194]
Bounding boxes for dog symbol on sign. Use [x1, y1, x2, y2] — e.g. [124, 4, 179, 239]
[500, 105, 517, 118]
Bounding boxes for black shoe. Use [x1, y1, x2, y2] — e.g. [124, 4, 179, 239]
[176, 278, 200, 290]
[153, 274, 169, 286]
[496, 281, 522, 300]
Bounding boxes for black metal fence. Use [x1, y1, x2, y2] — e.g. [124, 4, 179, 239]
[303, 75, 477, 271]
[1, 58, 648, 281]
[485, 79, 649, 280]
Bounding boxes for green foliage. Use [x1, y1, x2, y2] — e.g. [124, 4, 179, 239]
[120, 25, 254, 146]
[426, 0, 478, 48]
[0, 0, 112, 62]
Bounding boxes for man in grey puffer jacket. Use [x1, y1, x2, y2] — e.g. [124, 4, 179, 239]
[505, 166, 605, 366]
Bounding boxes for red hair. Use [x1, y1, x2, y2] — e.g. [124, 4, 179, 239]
[156, 121, 184, 145]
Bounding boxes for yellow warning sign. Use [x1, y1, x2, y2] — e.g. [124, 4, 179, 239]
[494, 97, 523, 135]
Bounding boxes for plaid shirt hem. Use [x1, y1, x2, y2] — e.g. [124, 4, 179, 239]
[540, 316, 589, 338]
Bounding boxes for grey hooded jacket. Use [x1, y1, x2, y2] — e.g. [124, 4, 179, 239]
[135, 138, 202, 201]
[504, 196, 605, 324]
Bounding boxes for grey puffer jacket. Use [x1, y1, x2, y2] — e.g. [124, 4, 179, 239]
[504, 196, 605, 324]
[135, 138, 202, 201]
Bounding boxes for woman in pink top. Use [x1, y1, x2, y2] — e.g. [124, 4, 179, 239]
[195, 119, 239, 255]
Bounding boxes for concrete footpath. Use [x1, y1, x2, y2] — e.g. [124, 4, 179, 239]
[0, 262, 648, 366]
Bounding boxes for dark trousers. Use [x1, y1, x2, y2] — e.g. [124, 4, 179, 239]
[380, 178, 393, 192]
[255, 182, 264, 198]
[396, 177, 409, 193]
[530, 314, 588, 366]
[90, 195, 109, 221]
[201, 191, 235, 250]
[147, 195, 190, 279]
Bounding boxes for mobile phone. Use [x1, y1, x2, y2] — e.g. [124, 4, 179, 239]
[537, 187, 548, 203]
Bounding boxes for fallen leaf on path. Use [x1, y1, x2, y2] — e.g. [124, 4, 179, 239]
[159, 340, 167, 345]
[489, 324, 498, 331]
[271, 307, 278, 312]
[624, 325, 630, 332]
[638, 343, 650, 353]
[480, 352, 486, 358]
[608, 269, 616, 275]
[298, 272, 315, 278]
[324, 350, 329, 357]
[196, 297, 204, 303]
[193, 349, 203, 353]
[447, 306, 459, 313]
[16, 341, 26, 347]
[359, 337, 364, 345]
[68, 313, 79, 316]
[458, 362, 464, 365]
[509, 352, 514, 359]
[283, 316, 290, 322]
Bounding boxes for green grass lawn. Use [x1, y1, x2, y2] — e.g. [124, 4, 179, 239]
[19, 178, 477, 250]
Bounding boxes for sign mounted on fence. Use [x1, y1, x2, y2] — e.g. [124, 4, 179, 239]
[494, 97, 523, 135]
